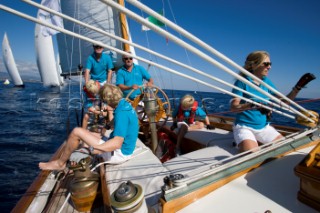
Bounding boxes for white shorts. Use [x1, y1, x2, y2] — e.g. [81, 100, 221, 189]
[98, 138, 131, 164]
[99, 149, 132, 164]
[233, 124, 281, 146]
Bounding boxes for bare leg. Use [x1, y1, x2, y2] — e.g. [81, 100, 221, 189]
[106, 105, 114, 122]
[39, 127, 101, 170]
[238, 139, 259, 153]
[176, 124, 188, 154]
[189, 121, 204, 130]
[272, 134, 284, 142]
[82, 113, 90, 129]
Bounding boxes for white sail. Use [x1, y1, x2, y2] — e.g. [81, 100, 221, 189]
[2, 33, 24, 86]
[57, 0, 124, 75]
[35, 23, 61, 87]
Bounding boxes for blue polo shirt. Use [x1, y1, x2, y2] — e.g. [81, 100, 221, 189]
[86, 52, 114, 83]
[232, 76, 277, 130]
[116, 64, 151, 100]
[109, 99, 138, 155]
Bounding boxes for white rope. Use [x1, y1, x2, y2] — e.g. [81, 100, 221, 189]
[20, 0, 302, 117]
[1, 4, 313, 122]
[126, 0, 316, 119]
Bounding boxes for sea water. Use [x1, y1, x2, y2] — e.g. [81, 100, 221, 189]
[0, 81, 319, 212]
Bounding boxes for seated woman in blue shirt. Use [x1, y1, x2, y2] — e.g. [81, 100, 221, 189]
[230, 51, 315, 152]
[39, 84, 139, 170]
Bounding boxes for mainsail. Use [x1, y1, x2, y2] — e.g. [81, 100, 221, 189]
[35, 23, 61, 87]
[57, 0, 124, 75]
[2, 33, 24, 87]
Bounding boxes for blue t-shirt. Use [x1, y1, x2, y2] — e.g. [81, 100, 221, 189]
[109, 99, 138, 155]
[116, 64, 151, 100]
[232, 76, 276, 130]
[172, 104, 207, 122]
[86, 52, 114, 83]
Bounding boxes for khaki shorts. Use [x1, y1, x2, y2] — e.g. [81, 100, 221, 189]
[233, 124, 281, 146]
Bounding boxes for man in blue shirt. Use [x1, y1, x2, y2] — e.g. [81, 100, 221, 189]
[85, 44, 114, 85]
[116, 51, 153, 100]
[39, 84, 139, 170]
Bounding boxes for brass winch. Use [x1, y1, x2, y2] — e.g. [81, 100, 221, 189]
[111, 181, 151, 213]
[68, 157, 101, 211]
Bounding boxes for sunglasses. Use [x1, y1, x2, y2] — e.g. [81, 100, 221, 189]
[93, 46, 103, 49]
[123, 57, 133, 61]
[262, 62, 272, 67]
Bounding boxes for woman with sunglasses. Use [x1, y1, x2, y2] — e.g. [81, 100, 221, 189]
[84, 44, 114, 85]
[230, 51, 315, 152]
[116, 51, 154, 100]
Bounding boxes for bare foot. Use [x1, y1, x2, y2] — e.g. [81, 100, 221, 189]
[39, 160, 66, 171]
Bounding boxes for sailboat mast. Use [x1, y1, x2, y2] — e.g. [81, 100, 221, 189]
[118, 0, 130, 51]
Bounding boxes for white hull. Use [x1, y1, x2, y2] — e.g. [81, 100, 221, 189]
[2, 33, 24, 86]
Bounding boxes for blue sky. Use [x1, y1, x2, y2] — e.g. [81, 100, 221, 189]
[0, 0, 319, 98]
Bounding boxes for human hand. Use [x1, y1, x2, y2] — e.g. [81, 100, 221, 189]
[170, 122, 178, 131]
[146, 81, 153, 87]
[206, 124, 214, 130]
[132, 84, 139, 90]
[295, 73, 316, 90]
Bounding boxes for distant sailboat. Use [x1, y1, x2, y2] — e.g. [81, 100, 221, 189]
[2, 33, 24, 87]
[4, 79, 10, 85]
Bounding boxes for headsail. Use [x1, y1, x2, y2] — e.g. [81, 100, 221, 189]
[2, 33, 24, 87]
[56, 0, 124, 75]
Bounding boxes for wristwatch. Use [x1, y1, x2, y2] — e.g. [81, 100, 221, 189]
[89, 146, 94, 154]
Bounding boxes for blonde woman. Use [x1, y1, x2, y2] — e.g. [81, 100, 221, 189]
[39, 84, 139, 170]
[230, 51, 315, 152]
[171, 94, 213, 155]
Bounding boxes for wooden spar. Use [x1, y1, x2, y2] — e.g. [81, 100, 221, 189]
[102, 0, 315, 122]
[0, 5, 298, 120]
[160, 138, 320, 213]
[118, 0, 130, 52]
[126, 0, 316, 119]
[23, 0, 291, 114]
[23, 0, 287, 110]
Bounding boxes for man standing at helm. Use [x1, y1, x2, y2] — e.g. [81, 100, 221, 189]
[116, 51, 154, 100]
[85, 44, 114, 85]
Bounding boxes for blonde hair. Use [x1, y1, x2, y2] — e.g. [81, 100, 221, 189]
[181, 94, 195, 109]
[241, 51, 270, 76]
[86, 80, 100, 95]
[100, 84, 123, 107]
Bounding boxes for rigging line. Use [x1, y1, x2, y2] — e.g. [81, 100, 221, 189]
[24, 0, 282, 115]
[138, 2, 164, 89]
[102, 0, 314, 122]
[166, 0, 204, 111]
[1, 5, 297, 120]
[126, 0, 315, 120]
[211, 97, 320, 116]
[22, 0, 312, 122]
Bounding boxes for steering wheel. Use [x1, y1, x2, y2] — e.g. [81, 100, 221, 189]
[125, 85, 171, 129]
